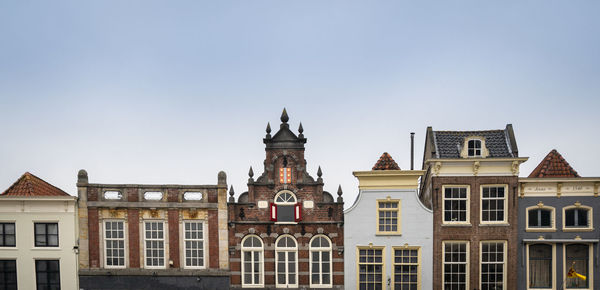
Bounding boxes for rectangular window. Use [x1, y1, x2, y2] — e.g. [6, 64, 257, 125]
[0, 260, 17, 290]
[104, 221, 125, 267]
[184, 221, 204, 268]
[35, 260, 60, 290]
[144, 221, 165, 268]
[34, 223, 58, 247]
[481, 186, 506, 223]
[481, 241, 505, 290]
[279, 167, 292, 184]
[565, 208, 590, 228]
[528, 244, 552, 288]
[443, 187, 469, 223]
[443, 242, 468, 289]
[0, 223, 16, 247]
[565, 244, 589, 289]
[377, 200, 400, 234]
[357, 247, 384, 290]
[393, 247, 420, 290]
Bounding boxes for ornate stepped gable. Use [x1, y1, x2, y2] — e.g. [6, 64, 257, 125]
[1, 172, 69, 196]
[528, 149, 580, 178]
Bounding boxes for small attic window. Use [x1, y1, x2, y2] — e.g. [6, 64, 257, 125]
[468, 139, 482, 157]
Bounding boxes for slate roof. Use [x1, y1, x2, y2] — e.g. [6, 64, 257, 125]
[1, 172, 70, 197]
[432, 129, 515, 158]
[372, 152, 401, 170]
[528, 149, 580, 178]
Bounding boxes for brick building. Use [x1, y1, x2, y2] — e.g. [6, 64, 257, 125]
[420, 125, 528, 290]
[227, 109, 345, 289]
[518, 150, 599, 290]
[77, 170, 230, 290]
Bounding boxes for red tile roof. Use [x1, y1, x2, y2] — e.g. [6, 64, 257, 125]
[528, 149, 580, 178]
[372, 152, 401, 170]
[1, 172, 70, 197]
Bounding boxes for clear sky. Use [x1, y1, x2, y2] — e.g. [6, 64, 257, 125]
[1, 1, 599, 207]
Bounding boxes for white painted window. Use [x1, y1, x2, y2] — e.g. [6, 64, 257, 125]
[480, 241, 506, 290]
[242, 235, 264, 287]
[481, 186, 507, 223]
[276, 235, 298, 288]
[443, 186, 469, 224]
[272, 191, 300, 223]
[443, 241, 468, 289]
[184, 221, 205, 268]
[104, 221, 125, 267]
[309, 235, 332, 287]
[468, 139, 482, 157]
[144, 221, 165, 268]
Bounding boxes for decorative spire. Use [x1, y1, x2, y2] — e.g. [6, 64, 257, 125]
[248, 166, 254, 178]
[298, 122, 304, 138]
[317, 166, 322, 178]
[337, 185, 343, 203]
[265, 122, 272, 139]
[228, 185, 235, 202]
[281, 108, 289, 123]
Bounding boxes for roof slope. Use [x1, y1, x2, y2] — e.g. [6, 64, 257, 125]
[1, 172, 70, 197]
[431, 126, 516, 159]
[372, 152, 401, 170]
[528, 149, 580, 178]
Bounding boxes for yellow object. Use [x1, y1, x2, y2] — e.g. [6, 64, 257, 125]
[567, 267, 587, 281]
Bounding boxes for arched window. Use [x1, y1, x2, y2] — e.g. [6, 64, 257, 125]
[270, 191, 301, 223]
[275, 235, 298, 288]
[241, 235, 264, 287]
[526, 205, 555, 230]
[563, 205, 592, 230]
[468, 139, 482, 157]
[310, 235, 332, 287]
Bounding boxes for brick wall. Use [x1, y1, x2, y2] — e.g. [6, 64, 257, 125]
[128, 209, 140, 268]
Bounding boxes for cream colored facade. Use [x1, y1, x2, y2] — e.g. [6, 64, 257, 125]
[0, 195, 78, 290]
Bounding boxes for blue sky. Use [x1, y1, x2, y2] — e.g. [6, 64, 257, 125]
[1, 1, 599, 206]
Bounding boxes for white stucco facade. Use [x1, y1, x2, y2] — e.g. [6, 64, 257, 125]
[344, 170, 432, 290]
[0, 196, 78, 290]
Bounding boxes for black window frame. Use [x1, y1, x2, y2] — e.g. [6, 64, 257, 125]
[0, 223, 16, 247]
[528, 209, 552, 228]
[35, 260, 60, 290]
[0, 260, 17, 290]
[34, 223, 59, 247]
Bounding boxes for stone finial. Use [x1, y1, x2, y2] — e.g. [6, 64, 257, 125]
[317, 166, 322, 178]
[298, 122, 304, 138]
[337, 185, 343, 202]
[265, 122, 272, 139]
[218, 171, 227, 185]
[77, 169, 88, 185]
[229, 186, 235, 202]
[281, 108, 289, 123]
[248, 166, 254, 178]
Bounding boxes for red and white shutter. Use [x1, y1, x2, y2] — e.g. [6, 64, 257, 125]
[270, 203, 277, 221]
[294, 202, 302, 222]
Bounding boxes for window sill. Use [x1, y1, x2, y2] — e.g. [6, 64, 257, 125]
[274, 222, 298, 225]
[0, 247, 17, 250]
[525, 228, 556, 232]
[563, 227, 594, 232]
[479, 223, 510, 227]
[376, 233, 402, 236]
[441, 223, 471, 227]
[31, 247, 62, 251]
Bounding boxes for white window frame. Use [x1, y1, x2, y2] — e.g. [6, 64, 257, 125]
[442, 185, 471, 225]
[526, 243, 555, 290]
[143, 220, 166, 269]
[525, 205, 556, 232]
[480, 185, 508, 224]
[480, 240, 507, 290]
[275, 235, 298, 288]
[273, 190, 299, 224]
[563, 243, 593, 290]
[442, 241, 469, 290]
[182, 221, 206, 269]
[309, 235, 333, 288]
[376, 198, 401, 235]
[392, 246, 421, 290]
[562, 205, 594, 232]
[468, 139, 482, 157]
[241, 235, 264, 288]
[356, 246, 385, 290]
[103, 220, 127, 268]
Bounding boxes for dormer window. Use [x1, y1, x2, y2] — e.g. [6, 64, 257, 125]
[270, 191, 301, 223]
[468, 139, 481, 157]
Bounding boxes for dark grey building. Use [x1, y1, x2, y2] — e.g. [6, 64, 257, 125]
[518, 149, 599, 290]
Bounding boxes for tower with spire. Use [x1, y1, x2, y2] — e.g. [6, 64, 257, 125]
[228, 109, 345, 289]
